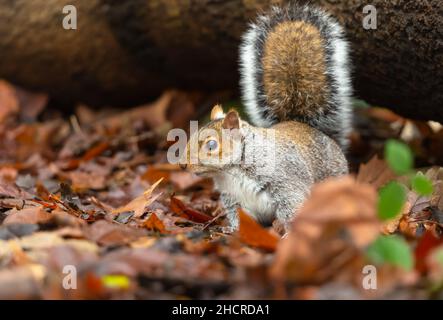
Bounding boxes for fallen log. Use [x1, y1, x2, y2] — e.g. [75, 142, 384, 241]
[0, 0, 441, 121]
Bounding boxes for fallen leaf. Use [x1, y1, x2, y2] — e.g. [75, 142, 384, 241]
[68, 171, 107, 191]
[141, 166, 170, 185]
[357, 156, 396, 189]
[113, 211, 134, 224]
[170, 196, 212, 223]
[62, 140, 110, 170]
[415, 230, 443, 273]
[3, 206, 52, 225]
[0, 179, 33, 200]
[170, 171, 204, 191]
[271, 176, 379, 284]
[144, 212, 166, 233]
[0, 80, 19, 124]
[237, 208, 279, 251]
[365, 107, 405, 124]
[97, 90, 174, 132]
[101, 274, 131, 290]
[0, 167, 17, 182]
[84, 220, 146, 246]
[0, 264, 46, 299]
[0, 224, 38, 240]
[112, 178, 163, 218]
[15, 86, 48, 122]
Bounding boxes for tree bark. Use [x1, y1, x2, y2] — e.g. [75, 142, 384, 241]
[0, 0, 441, 122]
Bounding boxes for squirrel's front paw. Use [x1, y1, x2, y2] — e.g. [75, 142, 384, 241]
[221, 225, 238, 234]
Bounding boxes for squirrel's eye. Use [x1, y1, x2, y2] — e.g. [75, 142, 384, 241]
[205, 139, 218, 152]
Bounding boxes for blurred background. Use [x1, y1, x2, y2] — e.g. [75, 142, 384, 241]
[0, 0, 442, 122]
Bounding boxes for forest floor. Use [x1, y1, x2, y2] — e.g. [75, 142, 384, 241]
[0, 80, 443, 299]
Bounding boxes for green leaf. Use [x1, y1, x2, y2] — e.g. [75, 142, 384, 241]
[101, 274, 130, 289]
[352, 98, 371, 109]
[366, 235, 414, 271]
[411, 173, 434, 196]
[378, 181, 407, 220]
[385, 139, 413, 175]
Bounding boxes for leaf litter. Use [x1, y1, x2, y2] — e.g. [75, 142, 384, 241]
[0, 80, 442, 299]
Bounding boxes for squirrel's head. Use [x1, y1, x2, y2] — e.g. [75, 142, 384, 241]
[180, 105, 246, 175]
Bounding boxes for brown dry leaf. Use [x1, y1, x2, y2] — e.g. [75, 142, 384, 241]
[84, 220, 146, 246]
[0, 167, 18, 182]
[75, 104, 97, 125]
[141, 166, 170, 185]
[166, 91, 199, 129]
[170, 171, 204, 191]
[19, 232, 63, 249]
[9, 121, 64, 162]
[0, 80, 19, 124]
[112, 178, 163, 218]
[68, 171, 107, 191]
[170, 196, 212, 223]
[15, 87, 48, 122]
[98, 90, 174, 131]
[271, 176, 379, 284]
[64, 141, 110, 170]
[394, 167, 443, 237]
[356, 156, 396, 189]
[365, 107, 405, 124]
[237, 208, 279, 252]
[144, 212, 166, 233]
[0, 264, 46, 299]
[3, 206, 52, 225]
[0, 178, 33, 200]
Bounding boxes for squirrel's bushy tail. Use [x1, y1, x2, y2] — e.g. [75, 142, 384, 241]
[239, 4, 352, 150]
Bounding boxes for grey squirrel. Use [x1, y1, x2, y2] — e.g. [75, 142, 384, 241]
[181, 4, 352, 233]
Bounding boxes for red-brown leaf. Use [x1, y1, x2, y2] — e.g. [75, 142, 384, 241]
[170, 196, 212, 223]
[415, 230, 443, 273]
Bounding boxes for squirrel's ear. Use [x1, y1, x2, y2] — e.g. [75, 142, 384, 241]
[222, 110, 240, 130]
[210, 104, 225, 120]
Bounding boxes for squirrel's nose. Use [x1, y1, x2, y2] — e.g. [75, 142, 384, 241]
[180, 163, 187, 170]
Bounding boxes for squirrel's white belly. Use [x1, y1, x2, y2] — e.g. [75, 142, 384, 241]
[214, 170, 276, 224]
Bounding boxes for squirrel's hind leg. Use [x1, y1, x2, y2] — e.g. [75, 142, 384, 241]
[275, 196, 305, 233]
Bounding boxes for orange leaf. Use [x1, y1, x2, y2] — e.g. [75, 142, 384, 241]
[85, 272, 105, 296]
[82, 141, 110, 161]
[144, 212, 166, 233]
[30, 199, 58, 210]
[65, 141, 110, 170]
[170, 196, 212, 223]
[36, 182, 51, 201]
[237, 208, 279, 251]
[141, 166, 170, 185]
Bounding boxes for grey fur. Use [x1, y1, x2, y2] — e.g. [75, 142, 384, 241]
[212, 121, 348, 232]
